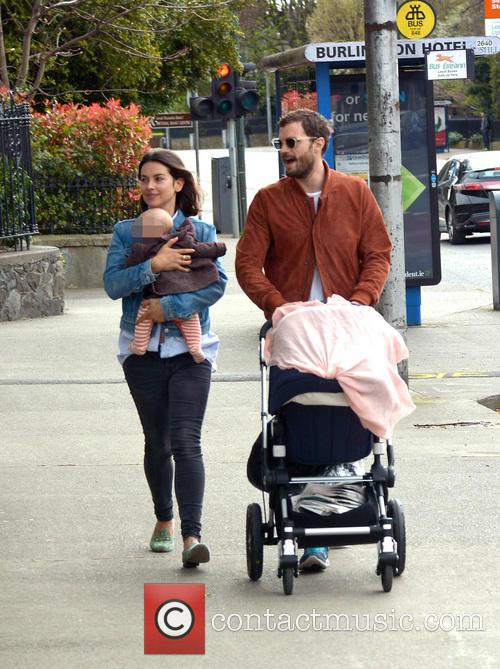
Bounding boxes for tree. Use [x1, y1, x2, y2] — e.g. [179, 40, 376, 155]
[239, 0, 316, 64]
[0, 0, 245, 108]
[304, 0, 497, 117]
[307, 0, 363, 43]
[489, 53, 500, 118]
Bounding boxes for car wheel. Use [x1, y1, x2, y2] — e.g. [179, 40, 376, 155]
[447, 209, 466, 245]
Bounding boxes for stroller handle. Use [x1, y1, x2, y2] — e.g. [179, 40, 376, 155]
[259, 320, 273, 341]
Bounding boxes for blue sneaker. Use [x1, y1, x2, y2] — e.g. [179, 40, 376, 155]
[299, 547, 330, 572]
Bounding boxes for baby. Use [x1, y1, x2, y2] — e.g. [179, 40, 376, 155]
[125, 208, 226, 363]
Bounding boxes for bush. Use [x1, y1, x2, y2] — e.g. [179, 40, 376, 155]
[448, 130, 464, 147]
[31, 100, 151, 233]
[469, 132, 483, 149]
[281, 90, 318, 112]
[31, 99, 152, 177]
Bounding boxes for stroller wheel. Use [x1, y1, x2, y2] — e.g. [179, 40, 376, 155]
[387, 498, 406, 576]
[246, 503, 264, 581]
[282, 566, 294, 595]
[381, 564, 393, 592]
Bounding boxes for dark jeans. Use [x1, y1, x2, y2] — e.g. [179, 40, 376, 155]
[123, 351, 212, 539]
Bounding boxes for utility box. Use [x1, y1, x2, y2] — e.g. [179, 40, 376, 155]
[211, 157, 232, 234]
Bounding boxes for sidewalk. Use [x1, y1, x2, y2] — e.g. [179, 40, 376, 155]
[1, 211, 500, 667]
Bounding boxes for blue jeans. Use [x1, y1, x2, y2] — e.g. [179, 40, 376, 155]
[123, 351, 212, 539]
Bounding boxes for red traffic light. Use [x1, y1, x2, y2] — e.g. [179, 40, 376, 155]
[216, 63, 231, 78]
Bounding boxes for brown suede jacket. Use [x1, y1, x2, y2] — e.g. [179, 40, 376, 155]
[235, 162, 392, 319]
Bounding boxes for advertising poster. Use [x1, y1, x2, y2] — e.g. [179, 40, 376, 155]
[331, 74, 439, 286]
[434, 105, 447, 148]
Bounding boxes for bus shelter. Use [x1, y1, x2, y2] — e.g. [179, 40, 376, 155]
[260, 35, 500, 325]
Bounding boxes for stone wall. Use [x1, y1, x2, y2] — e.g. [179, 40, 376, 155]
[0, 246, 64, 321]
[33, 234, 111, 288]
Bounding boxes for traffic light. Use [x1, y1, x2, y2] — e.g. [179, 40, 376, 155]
[188, 63, 259, 122]
[234, 74, 259, 117]
[189, 95, 214, 121]
[211, 63, 236, 119]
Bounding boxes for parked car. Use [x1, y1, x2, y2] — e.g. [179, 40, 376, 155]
[437, 151, 500, 244]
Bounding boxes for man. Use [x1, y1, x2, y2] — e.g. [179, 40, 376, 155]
[235, 108, 392, 572]
[480, 111, 491, 151]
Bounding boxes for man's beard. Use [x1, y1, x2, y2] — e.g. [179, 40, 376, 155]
[284, 152, 315, 179]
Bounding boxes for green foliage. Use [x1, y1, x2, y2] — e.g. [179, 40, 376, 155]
[463, 57, 493, 112]
[238, 0, 316, 116]
[448, 130, 464, 146]
[1, 0, 245, 111]
[239, 0, 316, 63]
[307, 0, 363, 43]
[487, 53, 500, 118]
[469, 132, 483, 149]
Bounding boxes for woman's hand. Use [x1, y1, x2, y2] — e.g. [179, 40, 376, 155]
[151, 238, 194, 273]
[136, 299, 167, 323]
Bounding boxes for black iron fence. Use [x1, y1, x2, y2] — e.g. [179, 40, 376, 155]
[0, 101, 38, 249]
[33, 175, 139, 235]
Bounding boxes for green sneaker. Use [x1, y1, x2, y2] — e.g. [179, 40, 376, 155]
[150, 528, 174, 553]
[182, 542, 210, 568]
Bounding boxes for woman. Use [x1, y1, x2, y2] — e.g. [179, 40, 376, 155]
[103, 148, 227, 567]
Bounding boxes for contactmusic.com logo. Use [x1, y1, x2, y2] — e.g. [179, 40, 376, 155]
[144, 584, 205, 654]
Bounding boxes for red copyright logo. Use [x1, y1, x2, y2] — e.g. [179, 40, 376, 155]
[144, 584, 205, 654]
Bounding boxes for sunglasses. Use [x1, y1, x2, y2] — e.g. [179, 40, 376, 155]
[271, 136, 318, 150]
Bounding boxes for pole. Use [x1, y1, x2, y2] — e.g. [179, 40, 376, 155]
[227, 119, 240, 238]
[236, 116, 248, 233]
[188, 89, 201, 182]
[275, 71, 285, 179]
[193, 120, 201, 182]
[265, 73, 273, 145]
[364, 0, 408, 381]
[490, 191, 500, 310]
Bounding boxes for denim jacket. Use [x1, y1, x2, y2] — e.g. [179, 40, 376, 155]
[103, 210, 228, 336]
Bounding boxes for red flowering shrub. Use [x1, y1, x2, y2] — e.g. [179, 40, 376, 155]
[31, 99, 152, 177]
[281, 90, 317, 113]
[30, 99, 151, 233]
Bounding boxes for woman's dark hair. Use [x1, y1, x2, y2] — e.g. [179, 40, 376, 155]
[138, 148, 202, 216]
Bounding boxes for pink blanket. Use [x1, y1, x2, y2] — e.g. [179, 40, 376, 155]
[265, 296, 415, 438]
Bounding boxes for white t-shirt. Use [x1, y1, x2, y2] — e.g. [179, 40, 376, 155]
[306, 191, 325, 301]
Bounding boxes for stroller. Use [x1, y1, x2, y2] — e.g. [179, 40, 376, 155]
[246, 320, 407, 596]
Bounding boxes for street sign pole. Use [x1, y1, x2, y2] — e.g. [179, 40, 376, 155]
[188, 90, 201, 182]
[365, 0, 408, 381]
[193, 120, 200, 182]
[227, 119, 240, 237]
[235, 116, 247, 233]
[265, 73, 273, 145]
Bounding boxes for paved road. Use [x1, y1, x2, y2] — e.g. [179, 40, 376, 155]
[438, 236, 493, 291]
